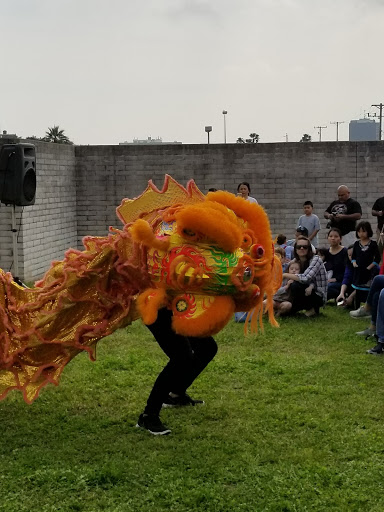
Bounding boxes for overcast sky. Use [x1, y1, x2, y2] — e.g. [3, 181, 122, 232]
[1, 0, 383, 145]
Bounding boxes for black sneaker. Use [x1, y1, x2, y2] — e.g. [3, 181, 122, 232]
[162, 393, 205, 408]
[366, 343, 384, 355]
[136, 414, 171, 435]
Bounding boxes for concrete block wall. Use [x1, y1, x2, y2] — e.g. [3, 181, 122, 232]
[76, 141, 384, 246]
[1, 140, 383, 280]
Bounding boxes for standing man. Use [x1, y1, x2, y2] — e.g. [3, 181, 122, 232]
[371, 195, 384, 256]
[324, 185, 362, 248]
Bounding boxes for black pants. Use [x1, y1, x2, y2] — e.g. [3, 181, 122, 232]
[144, 308, 218, 416]
[290, 281, 323, 314]
[355, 289, 369, 309]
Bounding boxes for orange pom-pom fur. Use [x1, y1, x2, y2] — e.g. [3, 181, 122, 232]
[172, 296, 235, 337]
[130, 219, 170, 251]
[136, 288, 167, 325]
[175, 203, 242, 253]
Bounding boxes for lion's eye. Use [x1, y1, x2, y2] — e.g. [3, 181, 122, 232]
[251, 244, 265, 259]
[183, 229, 195, 237]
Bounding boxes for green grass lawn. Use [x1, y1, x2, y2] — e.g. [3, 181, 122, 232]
[0, 305, 383, 512]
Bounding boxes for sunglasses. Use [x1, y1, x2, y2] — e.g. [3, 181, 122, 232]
[296, 244, 309, 250]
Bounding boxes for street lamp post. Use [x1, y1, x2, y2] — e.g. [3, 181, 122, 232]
[222, 110, 227, 143]
[205, 126, 212, 144]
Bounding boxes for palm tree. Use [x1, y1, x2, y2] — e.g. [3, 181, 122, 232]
[300, 133, 312, 142]
[249, 133, 259, 143]
[237, 134, 259, 143]
[44, 126, 73, 144]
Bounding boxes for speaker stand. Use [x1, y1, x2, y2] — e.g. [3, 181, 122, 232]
[11, 204, 19, 279]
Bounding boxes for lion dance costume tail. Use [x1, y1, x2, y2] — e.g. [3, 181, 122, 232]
[0, 176, 281, 403]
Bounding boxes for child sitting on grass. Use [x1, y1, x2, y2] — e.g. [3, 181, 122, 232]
[269, 260, 314, 317]
[350, 221, 381, 309]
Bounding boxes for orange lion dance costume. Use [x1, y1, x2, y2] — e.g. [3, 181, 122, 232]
[0, 175, 281, 403]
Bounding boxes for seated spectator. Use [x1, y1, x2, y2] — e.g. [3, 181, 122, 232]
[286, 227, 315, 260]
[274, 246, 285, 262]
[366, 288, 384, 355]
[282, 236, 327, 317]
[336, 245, 356, 308]
[323, 228, 348, 301]
[275, 244, 290, 271]
[349, 254, 384, 336]
[316, 247, 332, 278]
[350, 221, 381, 309]
[269, 260, 314, 317]
[276, 234, 287, 249]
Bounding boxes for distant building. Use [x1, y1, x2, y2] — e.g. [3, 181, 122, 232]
[349, 119, 379, 141]
[0, 130, 19, 139]
[119, 136, 182, 145]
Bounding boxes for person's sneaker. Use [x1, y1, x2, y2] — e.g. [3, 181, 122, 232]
[366, 343, 384, 355]
[136, 414, 171, 435]
[356, 326, 376, 337]
[162, 393, 205, 408]
[350, 307, 370, 319]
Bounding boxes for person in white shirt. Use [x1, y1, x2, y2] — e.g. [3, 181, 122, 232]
[237, 182, 258, 204]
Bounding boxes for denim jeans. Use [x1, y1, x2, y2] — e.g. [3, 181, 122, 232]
[366, 275, 384, 325]
[327, 281, 342, 300]
[376, 289, 384, 343]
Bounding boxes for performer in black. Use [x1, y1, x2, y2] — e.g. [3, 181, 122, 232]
[137, 308, 218, 435]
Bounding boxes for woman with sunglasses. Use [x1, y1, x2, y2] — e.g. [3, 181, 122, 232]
[282, 236, 327, 317]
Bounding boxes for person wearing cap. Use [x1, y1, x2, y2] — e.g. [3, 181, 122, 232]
[324, 185, 362, 248]
[285, 227, 315, 259]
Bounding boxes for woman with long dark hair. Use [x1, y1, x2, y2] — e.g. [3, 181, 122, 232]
[324, 227, 348, 300]
[282, 236, 327, 317]
[237, 182, 258, 204]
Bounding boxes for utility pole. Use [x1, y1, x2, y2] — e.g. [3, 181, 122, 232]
[314, 125, 327, 142]
[222, 110, 227, 143]
[330, 121, 345, 141]
[368, 103, 383, 140]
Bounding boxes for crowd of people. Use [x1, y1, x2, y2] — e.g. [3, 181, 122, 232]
[266, 184, 384, 357]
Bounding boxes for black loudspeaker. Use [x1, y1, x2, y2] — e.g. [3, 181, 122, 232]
[0, 143, 36, 206]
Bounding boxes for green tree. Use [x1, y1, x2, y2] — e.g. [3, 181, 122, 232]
[248, 133, 259, 143]
[237, 133, 259, 143]
[25, 135, 43, 141]
[300, 133, 312, 142]
[44, 125, 73, 144]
